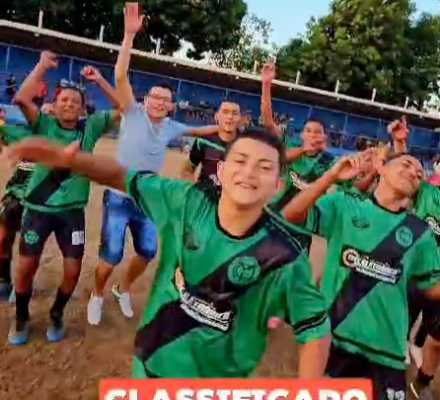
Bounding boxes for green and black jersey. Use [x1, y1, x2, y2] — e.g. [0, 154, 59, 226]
[126, 171, 330, 378]
[189, 134, 227, 188]
[414, 182, 440, 244]
[0, 124, 35, 201]
[24, 112, 114, 213]
[305, 190, 440, 370]
[270, 137, 337, 211]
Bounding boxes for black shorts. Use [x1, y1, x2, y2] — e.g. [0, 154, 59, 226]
[19, 208, 85, 259]
[408, 285, 440, 342]
[0, 193, 24, 233]
[326, 345, 406, 400]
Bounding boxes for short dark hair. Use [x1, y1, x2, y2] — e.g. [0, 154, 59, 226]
[386, 152, 419, 164]
[304, 118, 325, 131]
[224, 127, 286, 173]
[55, 81, 86, 106]
[148, 82, 174, 97]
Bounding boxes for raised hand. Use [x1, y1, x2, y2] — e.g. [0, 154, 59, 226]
[388, 116, 409, 142]
[261, 63, 276, 84]
[81, 66, 103, 83]
[6, 138, 80, 169]
[39, 51, 58, 71]
[302, 131, 327, 153]
[329, 150, 373, 181]
[40, 103, 54, 115]
[124, 2, 145, 36]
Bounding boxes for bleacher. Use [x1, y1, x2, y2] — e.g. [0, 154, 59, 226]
[0, 17, 439, 170]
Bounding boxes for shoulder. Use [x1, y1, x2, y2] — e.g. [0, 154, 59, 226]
[284, 137, 302, 149]
[405, 212, 430, 232]
[199, 134, 225, 148]
[34, 113, 56, 132]
[418, 181, 437, 196]
[122, 103, 148, 121]
[263, 208, 312, 258]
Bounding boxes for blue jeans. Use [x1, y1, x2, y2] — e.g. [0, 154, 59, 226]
[99, 190, 158, 266]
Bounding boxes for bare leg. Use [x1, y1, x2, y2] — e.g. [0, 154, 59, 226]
[119, 255, 148, 293]
[93, 261, 114, 296]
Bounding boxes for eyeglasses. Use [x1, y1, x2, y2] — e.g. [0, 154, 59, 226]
[148, 94, 172, 103]
[57, 79, 86, 94]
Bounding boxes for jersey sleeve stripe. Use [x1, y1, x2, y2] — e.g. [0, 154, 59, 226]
[292, 310, 329, 335]
[411, 271, 440, 283]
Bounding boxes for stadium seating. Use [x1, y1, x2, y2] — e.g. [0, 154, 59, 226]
[0, 41, 438, 166]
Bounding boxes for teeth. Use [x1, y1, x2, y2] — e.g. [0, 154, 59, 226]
[238, 183, 253, 189]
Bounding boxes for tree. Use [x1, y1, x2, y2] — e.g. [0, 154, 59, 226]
[210, 13, 277, 73]
[0, 0, 247, 59]
[276, 0, 440, 109]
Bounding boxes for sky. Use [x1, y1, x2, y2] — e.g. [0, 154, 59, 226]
[246, 0, 439, 46]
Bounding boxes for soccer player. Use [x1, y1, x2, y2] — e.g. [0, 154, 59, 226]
[8, 52, 120, 345]
[179, 101, 241, 186]
[87, 3, 219, 326]
[283, 152, 440, 399]
[0, 112, 35, 301]
[408, 181, 440, 400]
[261, 63, 346, 210]
[262, 64, 379, 208]
[7, 128, 331, 379]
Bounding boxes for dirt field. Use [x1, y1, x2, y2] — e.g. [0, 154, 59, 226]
[0, 138, 437, 399]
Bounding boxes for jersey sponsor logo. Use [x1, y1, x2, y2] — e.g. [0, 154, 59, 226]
[289, 172, 310, 190]
[341, 245, 402, 284]
[24, 230, 40, 245]
[72, 230, 85, 246]
[227, 256, 261, 286]
[394, 226, 413, 248]
[425, 215, 440, 237]
[351, 216, 370, 229]
[175, 268, 232, 332]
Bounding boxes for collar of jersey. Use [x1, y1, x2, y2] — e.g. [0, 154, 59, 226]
[371, 194, 406, 215]
[215, 206, 269, 240]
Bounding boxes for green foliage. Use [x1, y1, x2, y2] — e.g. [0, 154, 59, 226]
[0, 0, 247, 59]
[211, 13, 277, 73]
[276, 0, 440, 109]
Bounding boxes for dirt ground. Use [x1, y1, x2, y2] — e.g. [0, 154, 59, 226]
[0, 138, 437, 399]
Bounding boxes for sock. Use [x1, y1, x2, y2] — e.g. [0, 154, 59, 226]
[416, 368, 434, 388]
[49, 289, 73, 322]
[0, 258, 11, 285]
[15, 291, 32, 323]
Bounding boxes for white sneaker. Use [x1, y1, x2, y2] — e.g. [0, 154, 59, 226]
[410, 343, 424, 369]
[111, 285, 134, 318]
[87, 294, 104, 326]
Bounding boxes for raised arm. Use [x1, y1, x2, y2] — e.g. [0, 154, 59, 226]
[283, 151, 372, 224]
[261, 63, 281, 138]
[81, 66, 120, 114]
[388, 116, 409, 156]
[7, 139, 127, 193]
[6, 137, 190, 225]
[15, 51, 58, 125]
[185, 125, 219, 137]
[115, 3, 145, 113]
